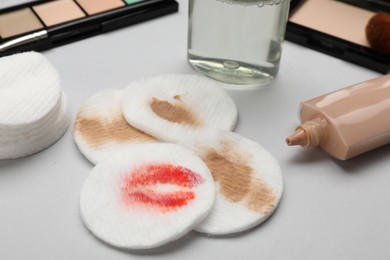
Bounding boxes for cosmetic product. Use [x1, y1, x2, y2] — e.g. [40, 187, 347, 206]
[180, 131, 283, 235]
[366, 11, 390, 54]
[80, 143, 215, 249]
[286, 74, 390, 160]
[286, 0, 389, 73]
[121, 74, 238, 143]
[187, 0, 290, 88]
[0, 0, 178, 57]
[73, 88, 157, 165]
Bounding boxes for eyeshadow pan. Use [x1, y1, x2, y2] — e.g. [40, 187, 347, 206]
[124, 0, 143, 4]
[0, 8, 43, 39]
[33, 0, 86, 27]
[289, 0, 375, 47]
[76, 0, 126, 15]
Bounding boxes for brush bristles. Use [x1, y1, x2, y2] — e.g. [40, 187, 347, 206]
[366, 12, 390, 54]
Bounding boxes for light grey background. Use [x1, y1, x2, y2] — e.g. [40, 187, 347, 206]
[0, 1, 388, 259]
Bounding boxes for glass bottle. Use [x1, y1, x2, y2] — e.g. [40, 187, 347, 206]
[187, 0, 290, 89]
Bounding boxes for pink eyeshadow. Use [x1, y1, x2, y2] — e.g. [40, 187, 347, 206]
[75, 0, 126, 15]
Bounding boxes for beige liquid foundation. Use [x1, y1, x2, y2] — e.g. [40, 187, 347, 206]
[286, 75, 390, 160]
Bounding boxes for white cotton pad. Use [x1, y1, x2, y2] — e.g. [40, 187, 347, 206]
[122, 74, 238, 143]
[0, 52, 69, 160]
[0, 93, 70, 159]
[180, 131, 283, 235]
[74, 88, 157, 164]
[80, 143, 216, 249]
[0, 52, 62, 129]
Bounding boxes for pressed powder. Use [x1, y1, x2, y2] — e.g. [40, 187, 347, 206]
[76, 0, 126, 15]
[0, 8, 43, 38]
[289, 0, 375, 47]
[33, 0, 86, 27]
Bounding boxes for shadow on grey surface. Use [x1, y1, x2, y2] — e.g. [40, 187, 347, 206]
[287, 143, 390, 173]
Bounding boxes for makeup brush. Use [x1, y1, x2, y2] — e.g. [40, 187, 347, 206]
[366, 11, 390, 54]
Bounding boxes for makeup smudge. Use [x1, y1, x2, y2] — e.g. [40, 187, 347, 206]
[75, 112, 156, 147]
[149, 96, 202, 127]
[203, 140, 276, 214]
[121, 163, 204, 212]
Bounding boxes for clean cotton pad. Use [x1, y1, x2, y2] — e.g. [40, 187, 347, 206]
[74, 88, 157, 164]
[0, 93, 70, 159]
[180, 131, 283, 235]
[0, 52, 62, 129]
[0, 52, 69, 159]
[122, 74, 238, 143]
[80, 143, 216, 249]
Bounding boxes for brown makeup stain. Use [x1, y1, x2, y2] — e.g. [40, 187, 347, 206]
[203, 140, 276, 214]
[75, 112, 156, 147]
[245, 178, 276, 215]
[149, 96, 201, 127]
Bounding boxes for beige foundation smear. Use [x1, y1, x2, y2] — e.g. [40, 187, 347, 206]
[180, 131, 283, 235]
[149, 96, 202, 128]
[74, 88, 156, 164]
[122, 74, 238, 143]
[289, 0, 375, 47]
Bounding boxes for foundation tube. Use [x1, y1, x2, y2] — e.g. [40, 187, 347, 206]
[286, 75, 390, 160]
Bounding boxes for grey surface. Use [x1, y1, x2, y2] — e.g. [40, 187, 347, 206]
[1, 1, 389, 259]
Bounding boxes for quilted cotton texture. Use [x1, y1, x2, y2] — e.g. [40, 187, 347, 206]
[73, 88, 157, 164]
[181, 131, 283, 235]
[121, 74, 238, 143]
[80, 143, 216, 249]
[0, 52, 69, 159]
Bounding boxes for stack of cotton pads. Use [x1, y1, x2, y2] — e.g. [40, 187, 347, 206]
[0, 52, 70, 160]
[75, 74, 283, 250]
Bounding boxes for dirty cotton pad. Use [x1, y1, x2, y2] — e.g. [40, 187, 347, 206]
[121, 74, 238, 143]
[80, 143, 216, 249]
[180, 131, 283, 235]
[74, 88, 157, 164]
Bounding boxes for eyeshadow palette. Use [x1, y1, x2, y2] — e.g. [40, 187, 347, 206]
[0, 0, 178, 56]
[286, 0, 389, 73]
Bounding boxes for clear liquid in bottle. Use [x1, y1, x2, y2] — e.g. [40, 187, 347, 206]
[187, 0, 290, 89]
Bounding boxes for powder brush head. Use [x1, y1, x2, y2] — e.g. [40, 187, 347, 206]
[366, 12, 390, 54]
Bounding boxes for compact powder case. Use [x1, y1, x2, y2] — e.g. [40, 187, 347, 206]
[286, 0, 390, 73]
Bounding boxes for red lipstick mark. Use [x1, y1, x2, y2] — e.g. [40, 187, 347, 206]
[121, 163, 204, 212]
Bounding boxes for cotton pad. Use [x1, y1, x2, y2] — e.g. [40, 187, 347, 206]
[0, 93, 70, 159]
[122, 74, 238, 143]
[0, 52, 69, 159]
[80, 143, 216, 249]
[180, 131, 283, 235]
[74, 88, 157, 164]
[0, 52, 62, 128]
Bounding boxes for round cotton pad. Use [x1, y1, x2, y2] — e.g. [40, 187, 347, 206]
[0, 52, 62, 128]
[0, 93, 70, 159]
[80, 143, 216, 249]
[74, 88, 157, 164]
[0, 52, 69, 160]
[180, 131, 283, 235]
[122, 74, 238, 143]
